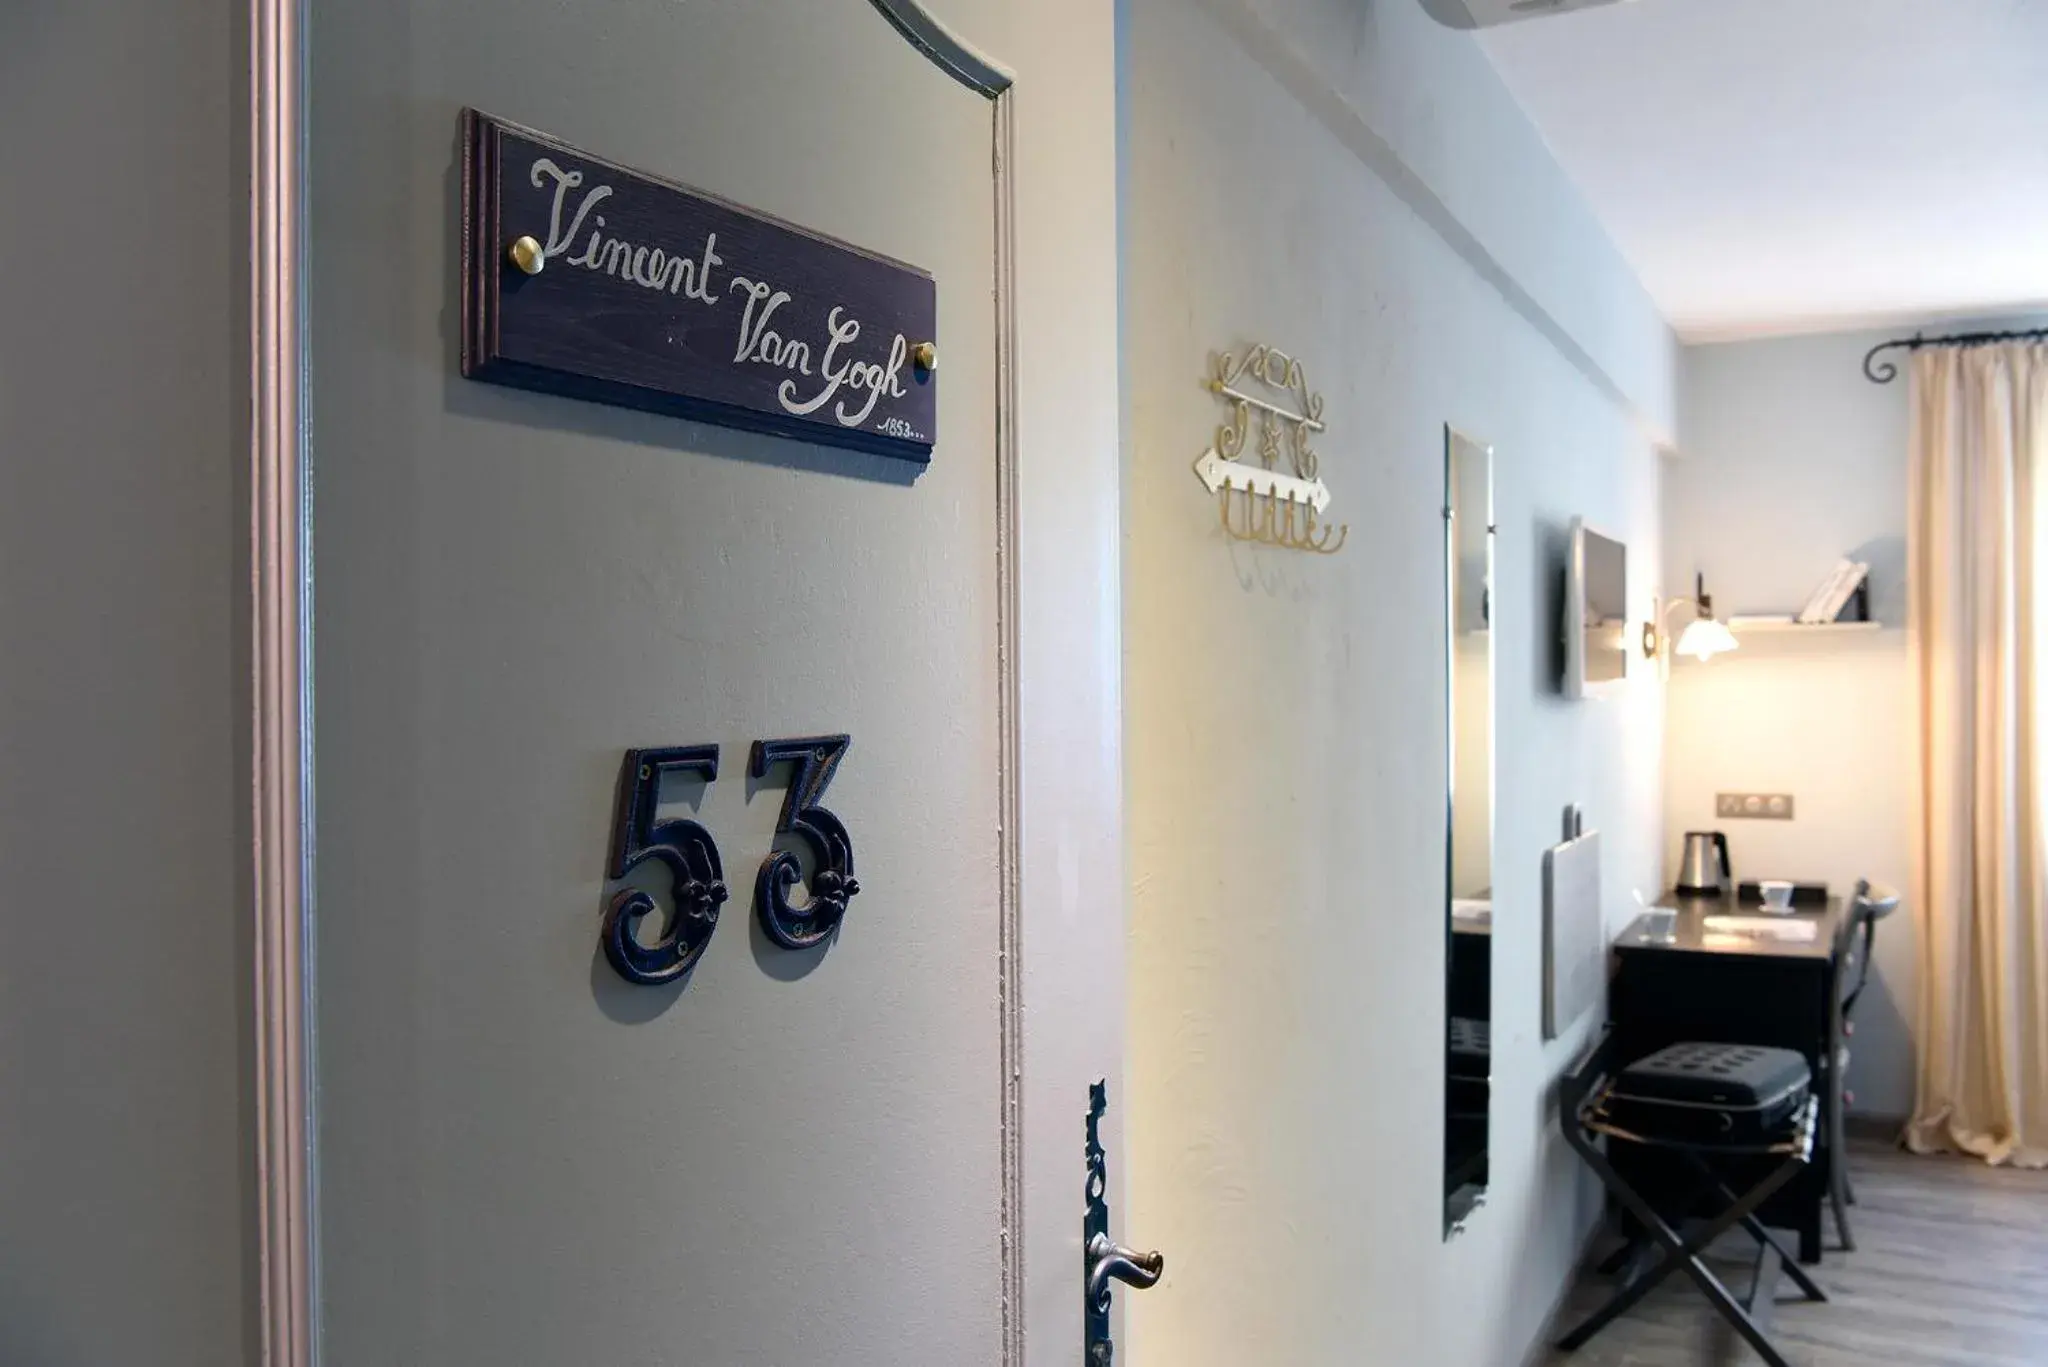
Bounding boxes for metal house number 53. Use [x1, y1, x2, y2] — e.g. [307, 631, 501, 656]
[598, 736, 860, 987]
[601, 745, 731, 986]
[750, 734, 859, 950]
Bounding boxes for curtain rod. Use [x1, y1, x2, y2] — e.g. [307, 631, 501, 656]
[1863, 326, 2048, 384]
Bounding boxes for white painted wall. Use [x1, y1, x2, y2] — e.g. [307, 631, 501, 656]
[1667, 314, 2048, 1121]
[1120, 1, 1675, 1363]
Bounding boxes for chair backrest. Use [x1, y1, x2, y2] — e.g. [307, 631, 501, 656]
[1842, 878, 1878, 1018]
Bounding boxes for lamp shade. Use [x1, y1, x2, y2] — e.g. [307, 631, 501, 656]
[1674, 615, 1739, 661]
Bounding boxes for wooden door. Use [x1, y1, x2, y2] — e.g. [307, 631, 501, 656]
[300, 3, 1122, 1362]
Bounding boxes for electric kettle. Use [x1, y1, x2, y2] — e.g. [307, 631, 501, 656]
[1677, 831, 1732, 895]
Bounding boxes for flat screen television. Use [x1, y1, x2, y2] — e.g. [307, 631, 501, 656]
[1564, 517, 1628, 699]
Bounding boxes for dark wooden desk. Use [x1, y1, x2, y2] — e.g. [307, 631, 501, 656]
[1609, 892, 1854, 1264]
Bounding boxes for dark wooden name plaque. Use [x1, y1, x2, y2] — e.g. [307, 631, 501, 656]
[462, 110, 937, 464]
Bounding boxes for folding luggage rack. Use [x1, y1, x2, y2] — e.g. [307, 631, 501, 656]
[1555, 1031, 1828, 1367]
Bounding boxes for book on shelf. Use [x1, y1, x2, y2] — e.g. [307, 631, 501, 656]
[1821, 562, 1870, 622]
[1796, 559, 1852, 622]
[1796, 559, 1869, 624]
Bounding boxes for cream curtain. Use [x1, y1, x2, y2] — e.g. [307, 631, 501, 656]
[1905, 342, 2048, 1168]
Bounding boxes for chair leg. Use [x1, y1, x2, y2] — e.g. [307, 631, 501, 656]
[1830, 1173, 1856, 1252]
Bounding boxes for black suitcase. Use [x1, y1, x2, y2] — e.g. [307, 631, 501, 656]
[1605, 1042, 1811, 1144]
[1448, 1015, 1491, 1070]
[1447, 1017, 1490, 1115]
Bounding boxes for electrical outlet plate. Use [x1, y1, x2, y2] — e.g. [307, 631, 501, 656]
[1716, 792, 1795, 821]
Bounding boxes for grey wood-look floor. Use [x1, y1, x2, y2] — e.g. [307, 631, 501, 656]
[1536, 1138, 2048, 1367]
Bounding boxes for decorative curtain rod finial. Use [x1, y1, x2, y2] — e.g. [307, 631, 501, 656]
[1864, 326, 2048, 384]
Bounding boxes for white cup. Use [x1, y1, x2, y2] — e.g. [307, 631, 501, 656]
[1758, 879, 1796, 912]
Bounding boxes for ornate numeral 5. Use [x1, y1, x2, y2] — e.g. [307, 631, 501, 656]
[751, 735, 859, 950]
[600, 745, 730, 986]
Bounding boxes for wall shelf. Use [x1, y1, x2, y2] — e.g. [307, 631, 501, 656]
[1672, 617, 1892, 664]
[1727, 619, 1884, 636]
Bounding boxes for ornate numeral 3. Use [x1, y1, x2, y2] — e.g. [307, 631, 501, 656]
[600, 745, 729, 985]
[750, 735, 859, 950]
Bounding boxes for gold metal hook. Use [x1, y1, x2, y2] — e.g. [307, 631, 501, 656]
[1219, 485, 1257, 544]
[1201, 342, 1346, 555]
[1218, 486, 1240, 540]
[1299, 503, 1348, 555]
[1216, 483, 1347, 554]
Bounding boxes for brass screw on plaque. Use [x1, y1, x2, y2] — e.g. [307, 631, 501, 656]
[507, 235, 546, 276]
[913, 341, 938, 373]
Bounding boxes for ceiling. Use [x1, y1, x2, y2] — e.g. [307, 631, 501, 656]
[1478, 0, 2048, 341]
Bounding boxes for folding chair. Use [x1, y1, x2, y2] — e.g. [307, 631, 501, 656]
[1557, 1030, 1828, 1367]
[1828, 878, 1901, 1251]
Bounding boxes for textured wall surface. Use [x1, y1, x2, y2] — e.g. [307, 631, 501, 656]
[0, 2, 251, 1363]
[1120, 1, 1675, 1363]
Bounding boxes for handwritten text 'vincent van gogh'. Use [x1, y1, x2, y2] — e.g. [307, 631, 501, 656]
[531, 157, 909, 429]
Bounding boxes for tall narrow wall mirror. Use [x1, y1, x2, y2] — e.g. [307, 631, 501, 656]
[1444, 426, 1495, 1234]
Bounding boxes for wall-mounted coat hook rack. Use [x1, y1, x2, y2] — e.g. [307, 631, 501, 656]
[1195, 343, 1348, 555]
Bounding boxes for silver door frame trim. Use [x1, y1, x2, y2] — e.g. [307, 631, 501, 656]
[251, 0, 317, 1361]
[254, 4, 1023, 1364]
[870, 6, 1026, 1359]
[989, 85, 1026, 1367]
